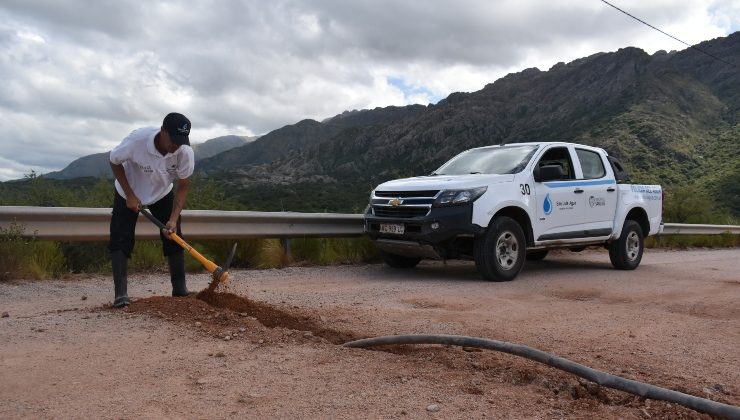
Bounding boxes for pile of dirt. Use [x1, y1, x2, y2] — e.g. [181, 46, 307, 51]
[122, 286, 359, 345]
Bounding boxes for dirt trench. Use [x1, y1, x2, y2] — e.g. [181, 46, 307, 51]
[122, 286, 360, 345]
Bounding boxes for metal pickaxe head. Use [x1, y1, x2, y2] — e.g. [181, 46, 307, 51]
[212, 243, 238, 283]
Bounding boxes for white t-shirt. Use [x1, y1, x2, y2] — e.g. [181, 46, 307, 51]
[110, 127, 195, 205]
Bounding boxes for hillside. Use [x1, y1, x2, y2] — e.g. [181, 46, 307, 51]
[197, 105, 427, 172]
[197, 32, 740, 214]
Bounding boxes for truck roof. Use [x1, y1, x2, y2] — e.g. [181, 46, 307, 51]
[471, 142, 608, 155]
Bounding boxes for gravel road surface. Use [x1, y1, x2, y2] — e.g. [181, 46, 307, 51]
[1, 248, 738, 419]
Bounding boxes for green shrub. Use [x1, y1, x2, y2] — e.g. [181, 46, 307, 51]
[0, 222, 67, 280]
[663, 185, 733, 224]
[0, 223, 25, 281]
[25, 241, 67, 279]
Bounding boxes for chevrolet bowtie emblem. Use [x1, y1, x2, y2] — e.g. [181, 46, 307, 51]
[389, 198, 402, 207]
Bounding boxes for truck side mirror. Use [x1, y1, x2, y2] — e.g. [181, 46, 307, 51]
[535, 165, 564, 182]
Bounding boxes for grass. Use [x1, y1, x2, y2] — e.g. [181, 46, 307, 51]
[646, 233, 740, 249]
[190, 238, 289, 270]
[0, 220, 735, 280]
[0, 222, 66, 280]
[291, 236, 379, 265]
[191, 236, 379, 270]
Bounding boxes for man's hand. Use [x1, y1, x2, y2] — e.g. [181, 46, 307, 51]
[163, 219, 177, 238]
[164, 177, 189, 239]
[126, 194, 142, 213]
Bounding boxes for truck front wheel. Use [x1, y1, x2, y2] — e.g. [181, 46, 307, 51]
[380, 250, 421, 269]
[474, 216, 526, 281]
[609, 220, 644, 270]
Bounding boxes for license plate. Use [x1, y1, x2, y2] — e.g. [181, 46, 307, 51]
[380, 223, 405, 234]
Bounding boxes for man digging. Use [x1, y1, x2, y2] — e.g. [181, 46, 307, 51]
[108, 112, 195, 307]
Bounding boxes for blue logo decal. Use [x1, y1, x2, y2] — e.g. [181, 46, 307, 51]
[543, 193, 553, 215]
[544, 179, 616, 188]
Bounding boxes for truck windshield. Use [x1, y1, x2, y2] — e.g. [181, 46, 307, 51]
[433, 145, 538, 175]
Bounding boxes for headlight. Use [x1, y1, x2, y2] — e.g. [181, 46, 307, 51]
[433, 186, 487, 207]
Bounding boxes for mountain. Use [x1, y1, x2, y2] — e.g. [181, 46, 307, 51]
[191, 135, 258, 160]
[44, 135, 257, 180]
[196, 32, 740, 214]
[197, 105, 427, 172]
[44, 152, 114, 180]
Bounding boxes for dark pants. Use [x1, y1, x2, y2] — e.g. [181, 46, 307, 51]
[109, 190, 183, 257]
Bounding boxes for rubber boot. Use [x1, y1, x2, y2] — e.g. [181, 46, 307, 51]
[111, 250, 130, 308]
[169, 251, 189, 297]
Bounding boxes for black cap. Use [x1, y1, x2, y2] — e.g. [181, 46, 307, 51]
[162, 112, 191, 146]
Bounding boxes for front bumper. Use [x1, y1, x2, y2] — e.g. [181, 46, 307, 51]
[364, 203, 484, 246]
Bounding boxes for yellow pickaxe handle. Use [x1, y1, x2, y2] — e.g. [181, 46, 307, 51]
[139, 208, 228, 282]
[167, 232, 219, 273]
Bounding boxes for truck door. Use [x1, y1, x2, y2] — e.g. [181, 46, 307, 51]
[573, 148, 617, 236]
[532, 145, 584, 241]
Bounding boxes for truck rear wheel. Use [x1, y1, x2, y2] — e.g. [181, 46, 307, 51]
[380, 250, 421, 269]
[609, 220, 644, 270]
[474, 216, 526, 281]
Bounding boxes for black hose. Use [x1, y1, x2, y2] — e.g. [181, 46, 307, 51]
[343, 334, 740, 419]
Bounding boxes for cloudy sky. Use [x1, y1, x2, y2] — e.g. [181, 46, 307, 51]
[0, 0, 737, 181]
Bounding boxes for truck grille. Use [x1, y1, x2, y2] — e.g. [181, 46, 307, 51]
[370, 190, 438, 219]
[373, 207, 430, 218]
[375, 190, 438, 198]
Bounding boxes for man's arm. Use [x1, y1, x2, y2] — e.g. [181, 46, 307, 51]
[110, 162, 141, 212]
[165, 177, 190, 234]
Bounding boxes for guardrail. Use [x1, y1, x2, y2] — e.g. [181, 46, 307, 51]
[0, 206, 364, 241]
[0, 206, 737, 241]
[661, 223, 740, 235]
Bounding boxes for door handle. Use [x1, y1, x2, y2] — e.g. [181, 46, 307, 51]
[607, 187, 616, 192]
[574, 188, 584, 194]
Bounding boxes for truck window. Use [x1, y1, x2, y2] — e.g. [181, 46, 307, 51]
[575, 149, 606, 179]
[536, 147, 574, 180]
[433, 145, 538, 175]
[607, 155, 631, 182]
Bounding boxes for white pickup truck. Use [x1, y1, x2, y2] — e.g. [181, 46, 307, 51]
[364, 142, 662, 281]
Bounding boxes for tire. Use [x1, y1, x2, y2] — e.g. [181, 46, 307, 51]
[526, 250, 549, 261]
[474, 216, 526, 281]
[380, 250, 421, 269]
[609, 220, 644, 270]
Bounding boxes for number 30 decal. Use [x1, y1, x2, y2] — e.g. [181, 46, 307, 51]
[520, 184, 531, 195]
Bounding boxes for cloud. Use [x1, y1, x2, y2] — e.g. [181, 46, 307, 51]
[0, 0, 734, 181]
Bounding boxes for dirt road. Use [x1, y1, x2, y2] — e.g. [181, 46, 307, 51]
[1, 248, 738, 419]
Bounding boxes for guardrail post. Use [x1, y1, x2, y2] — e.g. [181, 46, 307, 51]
[280, 238, 292, 260]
